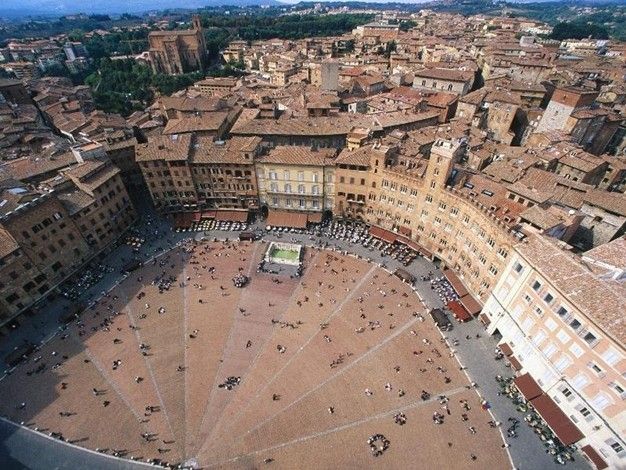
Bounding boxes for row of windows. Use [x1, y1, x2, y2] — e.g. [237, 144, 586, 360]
[29, 212, 63, 236]
[193, 168, 252, 177]
[338, 176, 366, 185]
[151, 191, 197, 199]
[381, 179, 419, 197]
[0, 271, 44, 291]
[530, 278, 600, 347]
[418, 79, 455, 91]
[269, 197, 321, 209]
[268, 184, 320, 195]
[376, 201, 506, 281]
[337, 192, 366, 203]
[266, 171, 321, 182]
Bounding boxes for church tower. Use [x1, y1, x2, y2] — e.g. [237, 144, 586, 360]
[192, 15, 208, 70]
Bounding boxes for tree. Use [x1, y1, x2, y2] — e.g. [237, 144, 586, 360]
[399, 20, 417, 32]
[42, 63, 71, 78]
[85, 58, 154, 116]
[551, 21, 609, 41]
[67, 29, 85, 42]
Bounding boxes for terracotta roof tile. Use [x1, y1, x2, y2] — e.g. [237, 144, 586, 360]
[260, 146, 337, 166]
[414, 68, 474, 82]
[516, 235, 626, 345]
[336, 145, 383, 166]
[163, 113, 230, 135]
[136, 134, 192, 162]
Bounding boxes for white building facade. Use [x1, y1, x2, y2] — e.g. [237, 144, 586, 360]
[482, 235, 626, 469]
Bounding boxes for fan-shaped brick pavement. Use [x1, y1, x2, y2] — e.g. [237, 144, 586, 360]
[0, 240, 509, 469]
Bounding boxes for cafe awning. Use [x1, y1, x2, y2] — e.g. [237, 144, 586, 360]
[479, 313, 491, 326]
[307, 212, 323, 224]
[581, 445, 608, 470]
[201, 210, 217, 219]
[396, 235, 422, 253]
[173, 212, 194, 229]
[499, 343, 513, 357]
[460, 293, 482, 316]
[442, 269, 469, 297]
[447, 300, 472, 322]
[508, 355, 522, 371]
[215, 210, 248, 222]
[267, 210, 308, 229]
[416, 245, 432, 259]
[514, 373, 543, 401]
[530, 394, 584, 446]
[369, 226, 397, 244]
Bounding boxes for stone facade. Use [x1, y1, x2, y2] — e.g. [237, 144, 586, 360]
[256, 147, 336, 215]
[535, 87, 599, 134]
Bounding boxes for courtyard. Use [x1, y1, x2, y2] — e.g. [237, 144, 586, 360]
[0, 240, 510, 469]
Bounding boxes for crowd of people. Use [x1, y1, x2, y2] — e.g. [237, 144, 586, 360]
[367, 434, 390, 457]
[319, 220, 421, 267]
[218, 376, 241, 391]
[497, 375, 578, 465]
[429, 277, 460, 304]
[59, 263, 114, 301]
[232, 273, 249, 288]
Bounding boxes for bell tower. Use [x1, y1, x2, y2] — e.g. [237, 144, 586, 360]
[425, 139, 460, 192]
[192, 15, 207, 70]
[192, 15, 202, 32]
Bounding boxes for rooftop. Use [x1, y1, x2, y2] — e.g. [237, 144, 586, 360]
[336, 144, 386, 167]
[516, 235, 626, 346]
[232, 111, 437, 137]
[163, 113, 230, 135]
[260, 146, 337, 166]
[136, 134, 192, 162]
[190, 136, 261, 165]
[0, 227, 19, 258]
[414, 68, 474, 83]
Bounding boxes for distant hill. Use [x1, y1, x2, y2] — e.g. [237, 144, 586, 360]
[0, 0, 280, 18]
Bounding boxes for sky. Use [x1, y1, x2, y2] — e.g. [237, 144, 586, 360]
[0, 0, 277, 17]
[2, 0, 434, 17]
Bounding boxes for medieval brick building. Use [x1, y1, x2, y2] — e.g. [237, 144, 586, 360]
[148, 15, 207, 75]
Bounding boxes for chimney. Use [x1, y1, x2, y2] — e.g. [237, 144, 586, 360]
[71, 147, 84, 164]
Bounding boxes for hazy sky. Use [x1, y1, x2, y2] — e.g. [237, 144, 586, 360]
[0, 0, 437, 17]
[0, 0, 270, 15]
